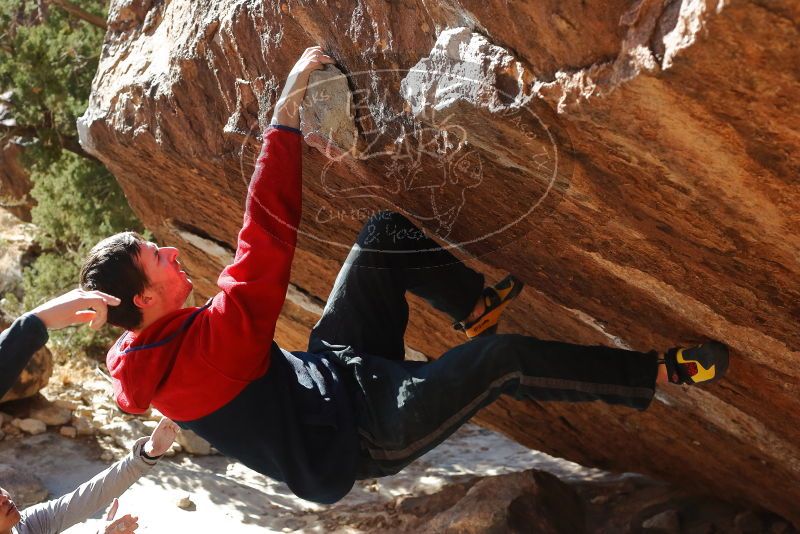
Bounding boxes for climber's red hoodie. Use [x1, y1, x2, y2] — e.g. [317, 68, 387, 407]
[104, 126, 360, 505]
[106, 126, 303, 421]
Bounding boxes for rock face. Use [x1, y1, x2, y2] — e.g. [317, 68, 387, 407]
[0, 317, 52, 404]
[396, 470, 585, 533]
[0, 142, 32, 222]
[79, 0, 800, 525]
[0, 94, 34, 222]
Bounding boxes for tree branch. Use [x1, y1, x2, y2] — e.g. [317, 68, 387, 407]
[47, 0, 107, 29]
[1, 122, 100, 163]
[0, 123, 39, 139]
[37, 0, 50, 23]
[59, 133, 100, 162]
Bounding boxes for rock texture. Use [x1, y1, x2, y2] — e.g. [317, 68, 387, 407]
[12, 417, 47, 435]
[0, 208, 36, 300]
[79, 0, 800, 524]
[0, 317, 52, 404]
[175, 427, 213, 456]
[0, 94, 34, 222]
[396, 470, 586, 533]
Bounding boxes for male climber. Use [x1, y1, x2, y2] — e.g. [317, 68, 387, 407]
[79, 46, 729, 504]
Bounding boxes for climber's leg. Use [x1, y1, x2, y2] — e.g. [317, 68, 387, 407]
[349, 333, 659, 478]
[307, 210, 485, 360]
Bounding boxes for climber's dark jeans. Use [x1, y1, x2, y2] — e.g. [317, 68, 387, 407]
[307, 211, 658, 479]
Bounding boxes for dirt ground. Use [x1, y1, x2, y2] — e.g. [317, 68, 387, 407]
[1, 355, 794, 533]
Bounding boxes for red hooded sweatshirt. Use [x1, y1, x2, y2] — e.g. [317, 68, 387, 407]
[106, 126, 302, 421]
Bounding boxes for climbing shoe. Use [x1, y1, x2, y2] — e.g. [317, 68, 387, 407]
[453, 275, 524, 338]
[662, 341, 729, 385]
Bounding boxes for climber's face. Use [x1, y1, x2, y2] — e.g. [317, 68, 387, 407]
[134, 241, 194, 314]
[0, 487, 21, 530]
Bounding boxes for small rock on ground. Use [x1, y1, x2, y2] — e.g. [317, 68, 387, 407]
[642, 509, 681, 533]
[12, 418, 46, 435]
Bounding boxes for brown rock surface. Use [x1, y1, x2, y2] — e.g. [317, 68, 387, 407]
[78, 0, 800, 524]
[0, 94, 34, 222]
[408, 470, 585, 534]
[0, 328, 52, 404]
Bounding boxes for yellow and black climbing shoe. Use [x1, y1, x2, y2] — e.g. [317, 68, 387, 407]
[662, 341, 729, 385]
[453, 275, 524, 338]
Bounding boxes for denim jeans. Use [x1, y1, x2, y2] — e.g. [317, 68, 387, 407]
[308, 211, 658, 479]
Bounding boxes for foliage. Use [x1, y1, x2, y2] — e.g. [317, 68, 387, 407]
[0, 0, 145, 358]
[29, 150, 141, 249]
[0, 0, 106, 163]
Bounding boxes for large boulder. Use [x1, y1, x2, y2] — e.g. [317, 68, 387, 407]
[397, 470, 585, 533]
[0, 317, 52, 404]
[78, 0, 800, 525]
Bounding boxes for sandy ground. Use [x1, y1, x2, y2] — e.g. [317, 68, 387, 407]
[1, 422, 618, 533]
[3, 363, 790, 533]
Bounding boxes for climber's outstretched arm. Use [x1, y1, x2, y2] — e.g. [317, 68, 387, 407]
[207, 47, 334, 378]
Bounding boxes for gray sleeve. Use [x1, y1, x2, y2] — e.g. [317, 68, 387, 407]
[15, 437, 157, 534]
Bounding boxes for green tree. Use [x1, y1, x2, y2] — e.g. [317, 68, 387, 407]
[0, 0, 105, 162]
[0, 0, 144, 358]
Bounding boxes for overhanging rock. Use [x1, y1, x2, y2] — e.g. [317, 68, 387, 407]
[79, 0, 800, 524]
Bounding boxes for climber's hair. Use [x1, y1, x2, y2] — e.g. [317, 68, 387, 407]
[80, 231, 148, 331]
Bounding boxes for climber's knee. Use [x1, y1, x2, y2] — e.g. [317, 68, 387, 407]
[356, 210, 419, 247]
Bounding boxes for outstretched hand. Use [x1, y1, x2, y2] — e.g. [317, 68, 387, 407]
[143, 417, 180, 458]
[287, 45, 335, 79]
[272, 45, 335, 129]
[30, 288, 121, 331]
